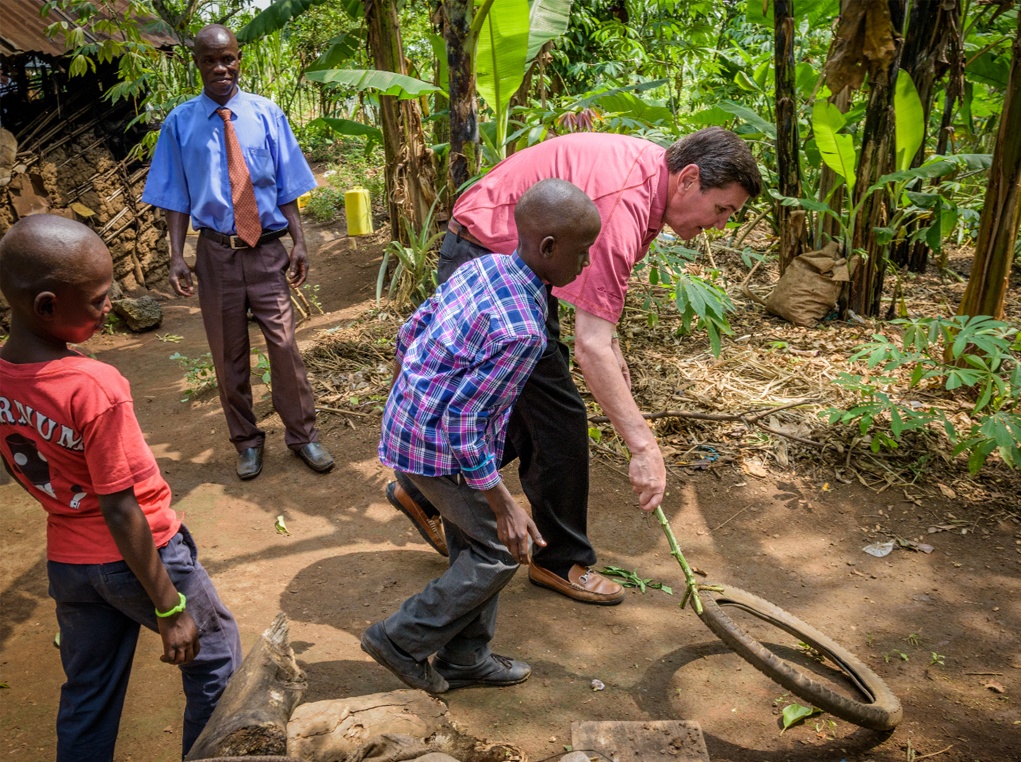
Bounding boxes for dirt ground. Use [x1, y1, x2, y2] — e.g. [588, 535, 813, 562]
[2, 216, 1020, 762]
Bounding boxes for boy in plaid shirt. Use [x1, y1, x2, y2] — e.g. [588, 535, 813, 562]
[363, 179, 601, 692]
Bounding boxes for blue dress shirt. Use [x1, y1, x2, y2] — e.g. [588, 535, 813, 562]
[142, 89, 317, 235]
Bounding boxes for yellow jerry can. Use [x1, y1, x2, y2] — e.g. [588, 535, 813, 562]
[345, 188, 373, 236]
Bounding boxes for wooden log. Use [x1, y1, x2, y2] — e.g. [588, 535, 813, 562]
[185, 613, 307, 760]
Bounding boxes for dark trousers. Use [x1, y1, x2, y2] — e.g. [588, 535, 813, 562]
[395, 231, 596, 575]
[195, 235, 319, 451]
[47, 527, 241, 761]
[385, 472, 518, 665]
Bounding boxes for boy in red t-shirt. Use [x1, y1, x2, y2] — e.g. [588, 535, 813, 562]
[0, 215, 241, 761]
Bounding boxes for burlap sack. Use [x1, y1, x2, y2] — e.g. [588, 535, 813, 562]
[764, 242, 849, 327]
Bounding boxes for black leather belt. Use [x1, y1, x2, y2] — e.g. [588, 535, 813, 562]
[199, 227, 288, 249]
[447, 219, 487, 248]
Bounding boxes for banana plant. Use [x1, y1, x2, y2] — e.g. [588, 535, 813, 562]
[475, 0, 530, 159]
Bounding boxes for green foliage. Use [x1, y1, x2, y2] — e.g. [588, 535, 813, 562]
[599, 566, 673, 595]
[304, 68, 440, 99]
[826, 316, 1021, 473]
[252, 349, 271, 387]
[640, 239, 736, 358]
[377, 196, 446, 310]
[303, 187, 344, 223]
[169, 351, 217, 401]
[475, 0, 531, 158]
[894, 71, 925, 172]
[781, 703, 822, 731]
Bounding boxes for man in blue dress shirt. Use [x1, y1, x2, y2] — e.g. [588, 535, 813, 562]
[143, 24, 333, 480]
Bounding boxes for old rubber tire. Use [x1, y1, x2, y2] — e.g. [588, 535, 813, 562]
[695, 583, 903, 731]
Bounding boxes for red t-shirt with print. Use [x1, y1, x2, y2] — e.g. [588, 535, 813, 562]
[0, 354, 180, 563]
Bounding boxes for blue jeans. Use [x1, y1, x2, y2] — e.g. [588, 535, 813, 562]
[47, 527, 241, 761]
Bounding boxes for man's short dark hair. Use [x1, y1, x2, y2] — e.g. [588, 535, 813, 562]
[665, 127, 762, 197]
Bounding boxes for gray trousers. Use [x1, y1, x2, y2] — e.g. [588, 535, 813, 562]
[195, 235, 319, 452]
[383, 473, 518, 666]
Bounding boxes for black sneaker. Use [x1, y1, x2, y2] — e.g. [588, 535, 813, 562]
[433, 653, 531, 689]
[360, 622, 448, 694]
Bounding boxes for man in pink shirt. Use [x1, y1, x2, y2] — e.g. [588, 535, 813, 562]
[387, 127, 760, 605]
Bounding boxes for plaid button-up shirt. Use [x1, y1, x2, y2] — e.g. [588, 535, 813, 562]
[379, 253, 548, 490]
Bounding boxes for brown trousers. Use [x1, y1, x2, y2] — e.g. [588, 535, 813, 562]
[194, 235, 318, 452]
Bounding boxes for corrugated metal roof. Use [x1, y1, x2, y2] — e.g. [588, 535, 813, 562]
[0, 0, 179, 57]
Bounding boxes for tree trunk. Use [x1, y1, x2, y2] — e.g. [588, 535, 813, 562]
[365, 0, 437, 243]
[444, 0, 479, 203]
[958, 13, 1021, 319]
[775, 0, 805, 273]
[184, 614, 306, 760]
[849, 0, 907, 317]
[890, 0, 960, 273]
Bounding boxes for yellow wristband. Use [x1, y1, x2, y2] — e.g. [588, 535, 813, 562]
[155, 592, 187, 618]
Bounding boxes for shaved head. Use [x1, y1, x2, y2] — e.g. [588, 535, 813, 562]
[514, 179, 600, 288]
[193, 24, 237, 56]
[514, 178, 599, 243]
[0, 215, 109, 306]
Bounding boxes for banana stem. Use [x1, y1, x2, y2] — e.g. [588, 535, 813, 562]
[654, 506, 703, 615]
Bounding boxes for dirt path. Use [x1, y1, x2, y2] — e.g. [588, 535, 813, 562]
[1, 219, 1019, 762]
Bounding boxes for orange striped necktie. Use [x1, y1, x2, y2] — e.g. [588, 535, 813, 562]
[216, 107, 262, 248]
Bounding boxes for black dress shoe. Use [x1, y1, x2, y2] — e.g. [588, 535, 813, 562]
[433, 653, 531, 689]
[236, 446, 263, 480]
[296, 442, 334, 473]
[360, 622, 448, 694]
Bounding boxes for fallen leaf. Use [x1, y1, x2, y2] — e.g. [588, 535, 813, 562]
[781, 702, 821, 731]
[275, 515, 290, 535]
[984, 680, 1006, 694]
[938, 483, 957, 499]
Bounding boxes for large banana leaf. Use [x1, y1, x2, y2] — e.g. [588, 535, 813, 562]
[304, 69, 441, 99]
[812, 99, 857, 191]
[894, 70, 925, 172]
[238, 0, 325, 43]
[526, 0, 574, 63]
[591, 91, 673, 125]
[308, 117, 383, 148]
[306, 32, 364, 72]
[717, 100, 776, 139]
[428, 33, 448, 94]
[476, 0, 530, 157]
[571, 80, 668, 109]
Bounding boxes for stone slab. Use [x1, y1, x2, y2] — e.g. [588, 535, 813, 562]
[571, 720, 710, 762]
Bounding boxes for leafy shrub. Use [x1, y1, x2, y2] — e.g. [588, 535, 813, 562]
[827, 315, 1020, 473]
[377, 197, 445, 310]
[636, 238, 735, 357]
[303, 187, 345, 223]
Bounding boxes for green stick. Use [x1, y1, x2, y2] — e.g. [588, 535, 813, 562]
[654, 506, 704, 615]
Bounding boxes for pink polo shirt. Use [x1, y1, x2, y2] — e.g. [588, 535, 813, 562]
[452, 132, 669, 323]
